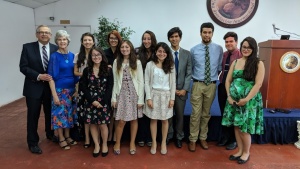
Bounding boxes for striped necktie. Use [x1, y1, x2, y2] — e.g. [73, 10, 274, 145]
[42, 46, 48, 71]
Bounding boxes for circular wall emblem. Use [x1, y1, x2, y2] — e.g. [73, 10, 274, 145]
[280, 51, 300, 73]
[207, 0, 259, 28]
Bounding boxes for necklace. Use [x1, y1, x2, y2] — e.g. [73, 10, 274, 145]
[59, 49, 69, 63]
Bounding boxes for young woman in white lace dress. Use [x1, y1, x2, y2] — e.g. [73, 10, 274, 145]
[144, 42, 176, 155]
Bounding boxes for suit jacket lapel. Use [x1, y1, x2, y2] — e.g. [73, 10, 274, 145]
[178, 48, 185, 74]
[34, 41, 44, 70]
[49, 43, 57, 54]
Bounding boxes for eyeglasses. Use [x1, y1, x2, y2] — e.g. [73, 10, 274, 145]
[37, 31, 51, 35]
[242, 46, 252, 51]
[92, 53, 102, 58]
[109, 37, 118, 41]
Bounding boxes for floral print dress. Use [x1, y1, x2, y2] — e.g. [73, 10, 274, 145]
[221, 62, 264, 135]
[80, 69, 112, 124]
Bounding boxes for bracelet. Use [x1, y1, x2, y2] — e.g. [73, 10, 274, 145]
[227, 94, 231, 97]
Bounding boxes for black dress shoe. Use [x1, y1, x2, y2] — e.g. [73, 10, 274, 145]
[226, 142, 237, 150]
[52, 135, 59, 143]
[46, 134, 53, 140]
[229, 155, 240, 161]
[166, 139, 171, 145]
[237, 156, 250, 164]
[175, 139, 182, 148]
[217, 138, 228, 146]
[46, 133, 59, 143]
[29, 145, 42, 154]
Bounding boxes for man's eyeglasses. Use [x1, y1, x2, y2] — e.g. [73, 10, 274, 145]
[37, 31, 51, 35]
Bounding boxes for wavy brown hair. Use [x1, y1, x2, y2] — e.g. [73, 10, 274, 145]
[152, 42, 174, 74]
[240, 37, 259, 81]
[87, 46, 109, 77]
[116, 40, 137, 73]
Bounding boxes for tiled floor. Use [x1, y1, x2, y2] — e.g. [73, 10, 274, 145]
[1, 98, 300, 169]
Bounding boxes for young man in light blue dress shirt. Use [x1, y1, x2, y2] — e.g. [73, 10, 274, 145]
[188, 22, 223, 152]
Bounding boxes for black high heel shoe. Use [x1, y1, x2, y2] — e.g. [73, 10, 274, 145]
[93, 149, 100, 157]
[102, 151, 109, 157]
[229, 155, 241, 161]
[237, 155, 250, 164]
[83, 143, 91, 149]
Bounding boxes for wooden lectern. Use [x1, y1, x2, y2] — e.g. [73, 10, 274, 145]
[259, 40, 300, 109]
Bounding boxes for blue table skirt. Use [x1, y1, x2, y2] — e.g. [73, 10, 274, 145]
[182, 81, 300, 144]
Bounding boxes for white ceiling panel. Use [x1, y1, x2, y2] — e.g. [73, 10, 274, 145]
[3, 0, 61, 9]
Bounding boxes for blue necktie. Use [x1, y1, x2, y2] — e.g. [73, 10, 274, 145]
[175, 51, 179, 73]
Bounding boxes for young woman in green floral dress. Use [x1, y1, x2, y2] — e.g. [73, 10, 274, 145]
[221, 37, 265, 164]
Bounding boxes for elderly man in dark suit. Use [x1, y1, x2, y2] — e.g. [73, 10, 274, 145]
[166, 27, 192, 148]
[19, 25, 58, 154]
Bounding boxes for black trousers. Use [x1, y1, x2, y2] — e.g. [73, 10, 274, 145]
[26, 87, 52, 147]
[218, 83, 236, 143]
[136, 115, 151, 143]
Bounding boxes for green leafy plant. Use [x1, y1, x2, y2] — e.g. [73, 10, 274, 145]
[93, 16, 135, 49]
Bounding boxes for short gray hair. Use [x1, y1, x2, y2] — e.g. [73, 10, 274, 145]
[36, 25, 51, 33]
[55, 30, 71, 45]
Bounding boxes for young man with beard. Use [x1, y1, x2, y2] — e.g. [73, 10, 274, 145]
[188, 22, 223, 151]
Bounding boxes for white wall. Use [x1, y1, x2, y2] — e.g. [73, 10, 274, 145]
[0, 0, 35, 106]
[1, 0, 300, 105]
[34, 0, 300, 50]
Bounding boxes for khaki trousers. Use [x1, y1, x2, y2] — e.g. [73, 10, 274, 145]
[189, 82, 216, 142]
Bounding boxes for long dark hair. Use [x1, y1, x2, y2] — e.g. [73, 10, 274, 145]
[138, 30, 157, 69]
[77, 32, 95, 68]
[152, 42, 174, 74]
[87, 46, 109, 77]
[241, 37, 259, 81]
[116, 40, 137, 73]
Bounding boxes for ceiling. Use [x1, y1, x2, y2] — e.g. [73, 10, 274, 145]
[3, 0, 61, 9]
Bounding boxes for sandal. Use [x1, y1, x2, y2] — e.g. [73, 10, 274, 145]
[129, 149, 136, 155]
[66, 137, 77, 145]
[59, 140, 71, 150]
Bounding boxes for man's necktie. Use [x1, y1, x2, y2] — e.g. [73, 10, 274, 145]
[222, 52, 232, 84]
[42, 46, 48, 71]
[204, 45, 211, 85]
[175, 51, 179, 73]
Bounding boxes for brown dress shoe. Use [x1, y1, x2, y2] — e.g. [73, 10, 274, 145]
[200, 140, 208, 150]
[188, 141, 196, 152]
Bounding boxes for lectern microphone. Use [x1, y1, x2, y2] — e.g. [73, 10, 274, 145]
[272, 24, 277, 34]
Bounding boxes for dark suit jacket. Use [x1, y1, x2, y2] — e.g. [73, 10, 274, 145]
[176, 48, 192, 100]
[19, 41, 58, 99]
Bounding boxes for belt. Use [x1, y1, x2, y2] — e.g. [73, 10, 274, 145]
[193, 79, 216, 84]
